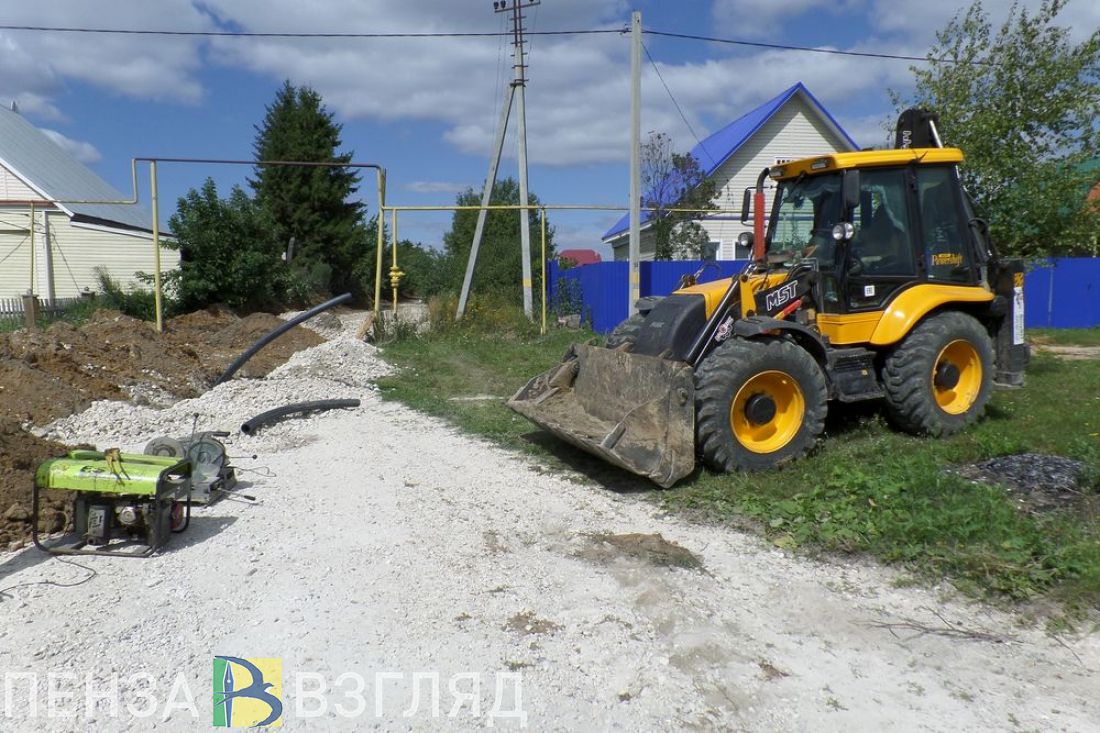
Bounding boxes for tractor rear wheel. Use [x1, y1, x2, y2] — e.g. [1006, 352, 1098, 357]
[881, 311, 993, 436]
[695, 338, 828, 471]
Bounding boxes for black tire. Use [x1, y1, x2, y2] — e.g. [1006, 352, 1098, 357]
[605, 297, 661, 349]
[695, 338, 828, 471]
[881, 311, 993, 437]
[606, 313, 645, 349]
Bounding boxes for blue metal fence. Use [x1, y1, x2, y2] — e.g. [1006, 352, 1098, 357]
[549, 257, 1100, 333]
[1023, 258, 1100, 329]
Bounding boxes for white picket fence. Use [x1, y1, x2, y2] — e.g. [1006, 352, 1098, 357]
[0, 295, 84, 327]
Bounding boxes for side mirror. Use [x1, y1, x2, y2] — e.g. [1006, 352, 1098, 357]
[842, 169, 861, 211]
[740, 188, 752, 224]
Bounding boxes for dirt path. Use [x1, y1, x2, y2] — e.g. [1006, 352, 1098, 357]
[1033, 344, 1100, 360]
[0, 319, 1096, 731]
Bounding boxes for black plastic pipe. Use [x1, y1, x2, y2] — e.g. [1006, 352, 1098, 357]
[214, 292, 352, 385]
[240, 399, 361, 435]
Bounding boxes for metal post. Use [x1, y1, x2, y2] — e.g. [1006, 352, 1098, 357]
[150, 160, 163, 333]
[628, 11, 643, 315]
[391, 208, 399, 315]
[28, 201, 35, 296]
[457, 86, 515, 319]
[510, 0, 535, 320]
[540, 207, 547, 335]
[42, 209, 55, 304]
[374, 169, 386, 321]
[516, 80, 534, 319]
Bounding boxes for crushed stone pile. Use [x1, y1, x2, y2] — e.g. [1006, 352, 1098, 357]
[267, 336, 393, 387]
[957, 453, 1093, 513]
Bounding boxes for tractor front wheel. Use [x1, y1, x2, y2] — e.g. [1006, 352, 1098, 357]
[695, 338, 828, 471]
[605, 313, 645, 349]
[881, 311, 993, 436]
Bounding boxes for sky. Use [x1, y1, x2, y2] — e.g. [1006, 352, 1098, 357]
[1, 0, 1096, 256]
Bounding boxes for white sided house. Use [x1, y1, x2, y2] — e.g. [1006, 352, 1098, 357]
[604, 82, 858, 261]
[0, 104, 175, 303]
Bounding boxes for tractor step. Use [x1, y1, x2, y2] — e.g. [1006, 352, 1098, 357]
[827, 348, 885, 403]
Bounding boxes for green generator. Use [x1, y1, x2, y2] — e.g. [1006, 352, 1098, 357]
[33, 450, 192, 557]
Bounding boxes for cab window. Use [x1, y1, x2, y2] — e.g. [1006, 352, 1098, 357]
[768, 173, 841, 268]
[917, 167, 972, 282]
[850, 168, 917, 277]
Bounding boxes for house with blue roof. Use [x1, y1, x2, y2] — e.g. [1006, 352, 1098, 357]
[603, 82, 858, 261]
[0, 104, 174, 302]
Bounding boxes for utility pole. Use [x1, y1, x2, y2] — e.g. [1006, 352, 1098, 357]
[628, 11, 642, 316]
[457, 0, 539, 320]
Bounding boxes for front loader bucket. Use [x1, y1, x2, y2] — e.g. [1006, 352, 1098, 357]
[507, 344, 695, 488]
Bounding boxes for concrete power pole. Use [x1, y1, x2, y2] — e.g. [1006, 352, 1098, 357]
[457, 0, 539, 320]
[629, 11, 642, 315]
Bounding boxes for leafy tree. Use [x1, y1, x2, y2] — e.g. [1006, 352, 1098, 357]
[250, 81, 367, 295]
[354, 215, 450, 300]
[641, 132, 719, 260]
[441, 177, 554, 299]
[166, 178, 295, 311]
[895, 0, 1100, 256]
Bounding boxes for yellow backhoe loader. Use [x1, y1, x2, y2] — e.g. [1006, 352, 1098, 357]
[509, 110, 1029, 487]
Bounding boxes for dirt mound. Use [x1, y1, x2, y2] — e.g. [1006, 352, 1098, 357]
[195, 312, 322, 378]
[0, 307, 325, 547]
[0, 419, 74, 549]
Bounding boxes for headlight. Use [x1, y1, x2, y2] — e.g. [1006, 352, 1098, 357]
[831, 222, 855, 241]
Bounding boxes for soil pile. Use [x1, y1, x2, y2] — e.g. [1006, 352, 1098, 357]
[0, 308, 322, 425]
[0, 308, 323, 546]
[0, 419, 74, 549]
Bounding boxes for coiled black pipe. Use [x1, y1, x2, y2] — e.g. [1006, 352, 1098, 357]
[214, 292, 352, 385]
[240, 399, 361, 435]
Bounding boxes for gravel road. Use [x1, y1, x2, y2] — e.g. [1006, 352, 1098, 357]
[1, 315, 1097, 731]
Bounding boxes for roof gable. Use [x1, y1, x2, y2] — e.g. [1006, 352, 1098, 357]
[0, 106, 153, 232]
[604, 82, 858, 241]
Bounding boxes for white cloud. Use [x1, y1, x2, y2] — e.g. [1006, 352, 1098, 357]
[39, 128, 102, 163]
[405, 181, 470, 194]
[0, 0, 1092, 169]
[0, 1, 210, 103]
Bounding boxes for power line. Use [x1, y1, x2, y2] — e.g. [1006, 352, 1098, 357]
[0, 22, 1004, 66]
[0, 24, 623, 39]
[642, 41, 716, 167]
[643, 29, 993, 66]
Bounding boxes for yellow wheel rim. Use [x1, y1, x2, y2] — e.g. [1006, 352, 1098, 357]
[933, 340, 982, 415]
[730, 371, 805, 454]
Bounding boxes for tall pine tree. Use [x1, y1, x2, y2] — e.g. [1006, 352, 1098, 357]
[250, 81, 366, 295]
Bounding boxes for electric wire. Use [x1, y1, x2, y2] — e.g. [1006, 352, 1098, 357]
[642, 41, 716, 167]
[0, 24, 624, 39]
[0, 235, 28, 267]
[0, 23, 1004, 66]
[642, 29, 995, 66]
[0, 556, 99, 602]
[46, 230, 82, 291]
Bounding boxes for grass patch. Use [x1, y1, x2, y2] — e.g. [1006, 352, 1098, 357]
[1029, 327, 1100, 347]
[378, 320, 1100, 609]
